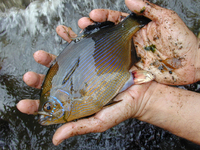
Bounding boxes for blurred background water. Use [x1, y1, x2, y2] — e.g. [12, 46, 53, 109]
[0, 0, 200, 149]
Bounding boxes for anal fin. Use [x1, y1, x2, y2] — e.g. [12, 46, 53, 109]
[132, 70, 155, 84]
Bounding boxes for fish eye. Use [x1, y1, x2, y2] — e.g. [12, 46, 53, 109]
[43, 102, 53, 112]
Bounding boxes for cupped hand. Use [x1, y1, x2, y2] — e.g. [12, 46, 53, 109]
[18, 62, 152, 145]
[17, 0, 200, 145]
[17, 51, 153, 146]
[125, 0, 200, 85]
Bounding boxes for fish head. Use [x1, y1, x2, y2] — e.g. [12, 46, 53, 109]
[38, 88, 72, 125]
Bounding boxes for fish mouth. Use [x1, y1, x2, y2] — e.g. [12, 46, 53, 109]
[37, 111, 53, 116]
[37, 97, 67, 125]
[37, 111, 53, 125]
[37, 110, 66, 125]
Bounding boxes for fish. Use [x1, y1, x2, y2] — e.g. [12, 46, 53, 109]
[37, 13, 154, 125]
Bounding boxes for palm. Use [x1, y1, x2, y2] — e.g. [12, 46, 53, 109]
[133, 9, 198, 85]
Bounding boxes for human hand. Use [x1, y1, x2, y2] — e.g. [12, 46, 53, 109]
[17, 49, 200, 145]
[81, 0, 200, 85]
[77, 0, 200, 85]
[125, 0, 200, 85]
[17, 51, 153, 145]
[17, 0, 200, 145]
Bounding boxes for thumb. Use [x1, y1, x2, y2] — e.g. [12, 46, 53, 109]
[125, 0, 165, 22]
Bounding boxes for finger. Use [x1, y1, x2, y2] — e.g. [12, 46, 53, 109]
[23, 71, 45, 89]
[56, 25, 77, 43]
[16, 100, 39, 115]
[78, 17, 94, 29]
[52, 90, 135, 145]
[33, 50, 56, 68]
[89, 9, 129, 23]
[78, 9, 129, 30]
[52, 117, 105, 145]
[125, 0, 165, 22]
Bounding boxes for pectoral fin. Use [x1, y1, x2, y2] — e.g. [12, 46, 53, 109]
[62, 57, 80, 85]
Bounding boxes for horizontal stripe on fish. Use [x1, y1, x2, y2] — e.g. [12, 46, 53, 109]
[81, 47, 123, 84]
[68, 83, 121, 117]
[78, 36, 130, 81]
[56, 28, 132, 120]
[83, 61, 124, 98]
[65, 58, 129, 116]
[78, 54, 126, 96]
[68, 78, 126, 121]
[76, 32, 125, 74]
[67, 61, 128, 114]
[59, 34, 127, 91]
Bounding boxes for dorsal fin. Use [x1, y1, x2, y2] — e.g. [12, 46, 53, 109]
[70, 21, 115, 42]
[83, 21, 115, 36]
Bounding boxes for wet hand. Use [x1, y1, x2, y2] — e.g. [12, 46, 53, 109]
[17, 0, 200, 145]
[17, 17, 154, 145]
[17, 48, 200, 145]
[17, 51, 152, 146]
[16, 50, 57, 114]
[126, 0, 200, 85]
[17, 26, 77, 114]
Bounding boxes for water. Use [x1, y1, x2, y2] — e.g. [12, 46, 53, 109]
[0, 0, 200, 149]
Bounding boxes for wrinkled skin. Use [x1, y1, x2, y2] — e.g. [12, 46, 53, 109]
[130, 0, 199, 85]
[17, 0, 200, 146]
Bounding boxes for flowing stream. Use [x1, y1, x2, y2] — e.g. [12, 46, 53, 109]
[0, 0, 200, 149]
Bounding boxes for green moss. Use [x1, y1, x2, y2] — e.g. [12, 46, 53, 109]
[144, 44, 156, 53]
[140, 7, 146, 13]
[198, 32, 200, 38]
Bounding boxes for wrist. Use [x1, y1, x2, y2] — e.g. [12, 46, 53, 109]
[133, 81, 159, 119]
[137, 83, 200, 144]
[195, 38, 200, 81]
[137, 83, 171, 125]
